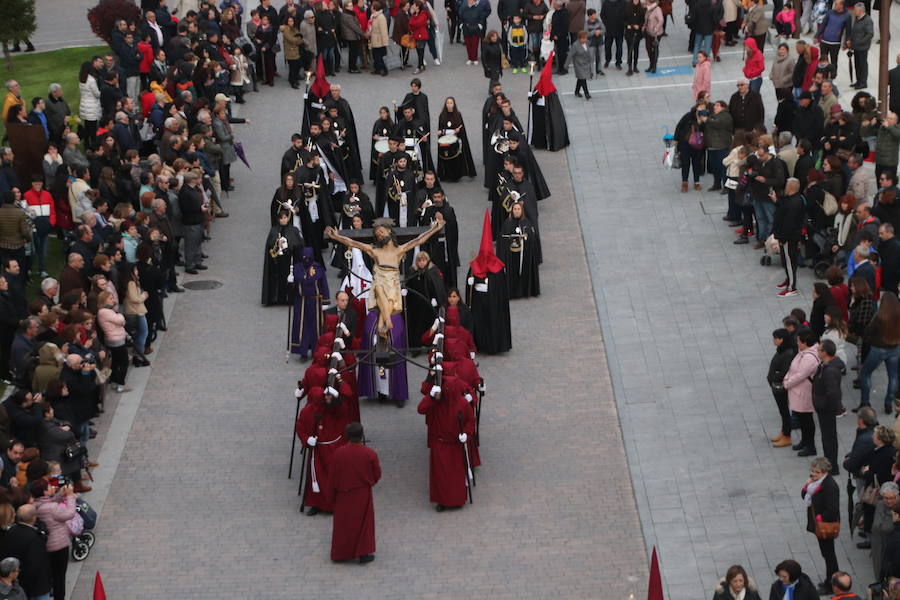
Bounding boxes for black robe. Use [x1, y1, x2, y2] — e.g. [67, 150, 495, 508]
[405, 264, 446, 349]
[399, 92, 431, 133]
[330, 113, 363, 182]
[369, 117, 394, 182]
[508, 178, 542, 264]
[483, 114, 523, 188]
[490, 168, 515, 240]
[270, 184, 301, 226]
[327, 96, 361, 175]
[294, 164, 334, 267]
[508, 143, 550, 201]
[436, 110, 477, 182]
[281, 144, 310, 179]
[302, 92, 329, 136]
[420, 202, 460, 289]
[497, 217, 540, 299]
[338, 190, 375, 228]
[481, 95, 502, 162]
[393, 117, 434, 176]
[375, 150, 406, 218]
[384, 166, 418, 227]
[529, 90, 569, 151]
[262, 224, 304, 305]
[466, 268, 512, 354]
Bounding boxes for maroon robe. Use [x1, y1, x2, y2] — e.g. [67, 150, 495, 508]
[296, 388, 351, 511]
[329, 442, 382, 561]
[417, 376, 476, 508]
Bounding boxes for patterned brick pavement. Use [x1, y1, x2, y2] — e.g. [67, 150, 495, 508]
[68, 17, 647, 599]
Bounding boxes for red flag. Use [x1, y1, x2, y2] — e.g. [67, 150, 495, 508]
[310, 55, 331, 98]
[647, 547, 664, 600]
[93, 571, 107, 600]
[469, 209, 504, 277]
[534, 51, 557, 97]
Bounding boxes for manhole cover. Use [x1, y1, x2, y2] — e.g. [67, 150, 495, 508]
[182, 280, 223, 290]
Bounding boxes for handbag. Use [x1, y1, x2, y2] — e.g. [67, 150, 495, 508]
[65, 441, 87, 461]
[400, 33, 417, 49]
[815, 520, 840, 539]
[501, 52, 510, 69]
[861, 478, 881, 505]
[688, 130, 704, 149]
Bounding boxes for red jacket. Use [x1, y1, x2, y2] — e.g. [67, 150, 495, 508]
[23, 188, 56, 227]
[354, 6, 369, 30]
[742, 38, 764, 79]
[409, 11, 430, 41]
[137, 40, 154, 74]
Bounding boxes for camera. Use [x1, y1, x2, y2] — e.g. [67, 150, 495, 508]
[83, 354, 96, 365]
[51, 474, 67, 488]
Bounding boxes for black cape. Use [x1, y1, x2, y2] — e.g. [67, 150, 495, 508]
[329, 113, 363, 182]
[509, 178, 543, 264]
[420, 202, 460, 289]
[375, 149, 406, 218]
[405, 264, 446, 348]
[326, 96, 362, 176]
[436, 111, 477, 181]
[384, 166, 418, 227]
[369, 117, 394, 181]
[302, 92, 329, 136]
[270, 184, 301, 226]
[465, 268, 512, 354]
[497, 217, 540, 298]
[508, 141, 550, 200]
[338, 190, 375, 228]
[393, 117, 434, 176]
[262, 224, 304, 306]
[483, 114, 523, 188]
[281, 144, 311, 179]
[293, 164, 334, 267]
[529, 90, 569, 151]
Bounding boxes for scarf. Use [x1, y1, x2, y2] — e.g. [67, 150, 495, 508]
[779, 580, 797, 600]
[803, 475, 826, 506]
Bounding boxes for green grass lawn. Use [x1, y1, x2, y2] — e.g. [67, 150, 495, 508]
[0, 45, 109, 142]
[0, 46, 107, 299]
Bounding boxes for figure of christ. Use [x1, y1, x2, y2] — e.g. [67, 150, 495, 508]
[325, 215, 445, 338]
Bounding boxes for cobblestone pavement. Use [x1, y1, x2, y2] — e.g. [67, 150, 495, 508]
[67, 10, 646, 599]
[565, 5, 900, 599]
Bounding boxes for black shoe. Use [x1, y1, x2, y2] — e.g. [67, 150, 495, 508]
[201, 253, 209, 259]
[597, 70, 605, 76]
[649, 68, 656, 73]
[184, 268, 199, 274]
[645, 67, 652, 72]
[853, 379, 861, 389]
[615, 64, 622, 70]
[395, 398, 406, 408]
[358, 554, 375, 564]
[797, 447, 817, 457]
[377, 393, 389, 404]
[585, 94, 591, 100]
[195, 264, 208, 270]
[435, 504, 445, 512]
[603, 61, 609, 68]
[626, 69, 633, 76]
[733, 237, 749, 245]
[307, 507, 321, 516]
[791, 443, 804, 450]
[169, 286, 185, 293]
[887, 406, 893, 415]
[574, 92, 582, 97]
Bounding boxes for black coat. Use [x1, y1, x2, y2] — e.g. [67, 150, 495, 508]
[767, 344, 796, 385]
[324, 305, 358, 336]
[863, 443, 896, 487]
[812, 357, 844, 414]
[844, 425, 875, 475]
[803, 474, 839, 533]
[178, 184, 205, 226]
[767, 573, 819, 600]
[0, 523, 50, 597]
[773, 192, 805, 242]
[728, 90, 765, 131]
[877, 235, 900, 293]
[793, 104, 825, 148]
[600, 0, 626, 33]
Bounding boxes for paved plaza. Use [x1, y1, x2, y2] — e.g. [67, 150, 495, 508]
[22, 0, 900, 597]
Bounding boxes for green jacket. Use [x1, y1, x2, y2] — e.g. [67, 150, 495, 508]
[875, 123, 900, 167]
[705, 109, 734, 151]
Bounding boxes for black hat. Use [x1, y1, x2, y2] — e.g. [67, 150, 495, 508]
[389, 134, 404, 143]
[798, 91, 813, 101]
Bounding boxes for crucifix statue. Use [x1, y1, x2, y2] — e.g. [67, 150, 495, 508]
[325, 215, 445, 339]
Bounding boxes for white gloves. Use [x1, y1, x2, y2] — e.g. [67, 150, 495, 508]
[430, 385, 441, 397]
[458, 433, 468, 443]
[474, 283, 488, 293]
[433, 364, 442, 371]
[434, 333, 444, 342]
[433, 352, 443, 361]
[307, 436, 317, 447]
[287, 272, 295, 283]
[334, 337, 345, 350]
[469, 351, 476, 360]
[431, 318, 441, 331]
[294, 388, 303, 398]
[328, 368, 338, 375]
[464, 393, 473, 403]
[338, 322, 350, 336]
[331, 351, 343, 363]
[430, 298, 438, 307]
[325, 386, 339, 398]
[467, 277, 475, 286]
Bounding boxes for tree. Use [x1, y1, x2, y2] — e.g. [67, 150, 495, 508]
[0, 0, 37, 70]
[87, 0, 141, 46]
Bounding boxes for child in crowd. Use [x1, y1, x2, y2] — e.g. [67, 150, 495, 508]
[774, 2, 796, 37]
[586, 9, 604, 76]
[507, 15, 528, 73]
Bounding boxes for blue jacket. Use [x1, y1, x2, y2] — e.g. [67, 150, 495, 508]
[817, 9, 851, 43]
[843, 425, 875, 475]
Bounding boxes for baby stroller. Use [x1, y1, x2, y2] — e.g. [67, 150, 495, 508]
[69, 497, 98, 561]
[810, 226, 844, 279]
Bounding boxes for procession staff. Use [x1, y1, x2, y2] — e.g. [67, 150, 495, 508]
[497, 201, 541, 298]
[289, 248, 330, 359]
[297, 385, 350, 515]
[292, 151, 334, 267]
[466, 211, 512, 354]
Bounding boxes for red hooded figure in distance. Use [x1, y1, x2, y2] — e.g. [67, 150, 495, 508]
[529, 51, 569, 151]
[465, 211, 512, 354]
[329, 422, 381, 563]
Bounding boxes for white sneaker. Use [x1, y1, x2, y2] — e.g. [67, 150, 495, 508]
[434, 58, 441, 65]
[473, 60, 479, 65]
[466, 60, 473, 65]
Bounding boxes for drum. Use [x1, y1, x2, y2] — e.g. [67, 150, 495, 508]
[437, 134, 461, 161]
[374, 139, 389, 154]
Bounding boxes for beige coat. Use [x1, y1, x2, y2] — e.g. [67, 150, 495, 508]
[369, 10, 389, 48]
[723, 0, 742, 22]
[281, 25, 303, 60]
